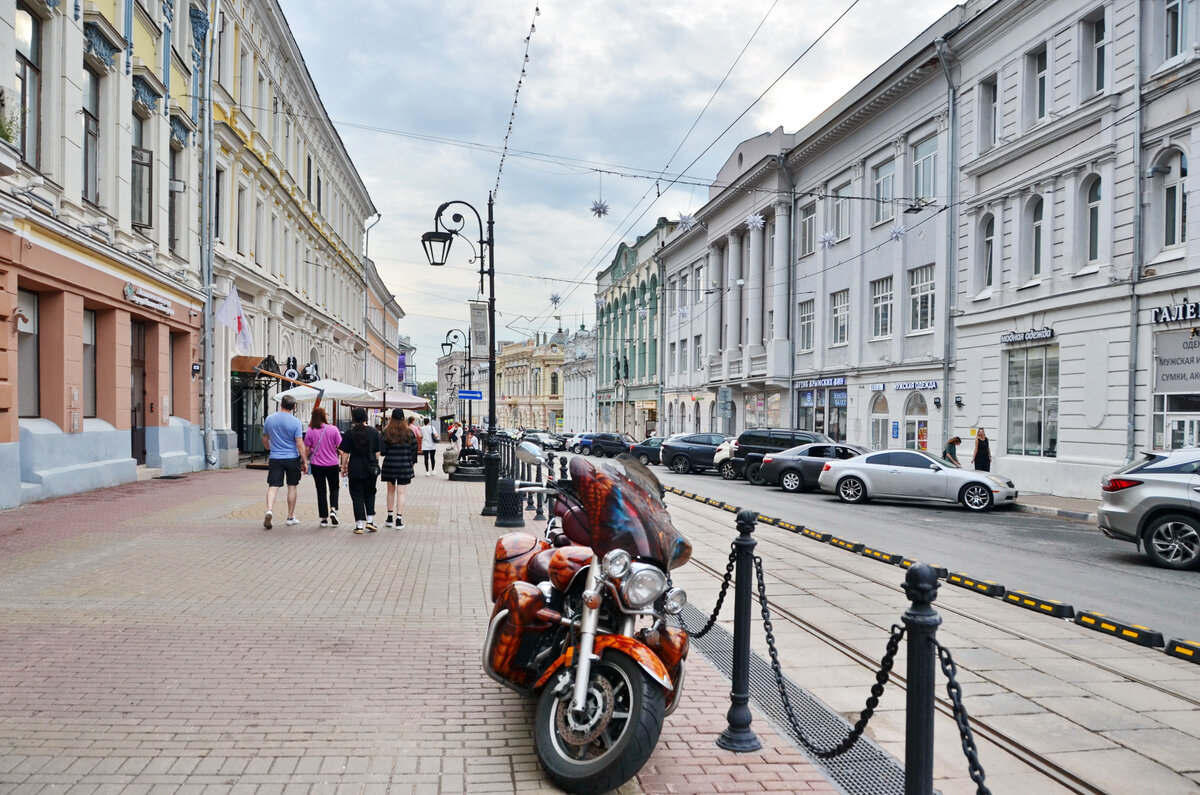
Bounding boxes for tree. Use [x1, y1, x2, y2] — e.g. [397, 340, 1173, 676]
[417, 380, 438, 403]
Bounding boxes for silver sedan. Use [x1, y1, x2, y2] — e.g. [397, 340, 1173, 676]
[816, 449, 1018, 512]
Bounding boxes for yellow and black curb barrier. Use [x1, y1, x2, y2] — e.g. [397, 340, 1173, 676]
[801, 527, 831, 543]
[1003, 590, 1074, 619]
[1165, 639, 1200, 664]
[901, 559, 949, 579]
[829, 536, 865, 553]
[1074, 611, 1165, 648]
[862, 547, 905, 565]
[947, 572, 1006, 598]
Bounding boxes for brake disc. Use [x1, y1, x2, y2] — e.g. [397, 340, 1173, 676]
[555, 675, 615, 746]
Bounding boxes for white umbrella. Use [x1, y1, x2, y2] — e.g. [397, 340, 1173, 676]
[343, 389, 430, 410]
[272, 379, 374, 403]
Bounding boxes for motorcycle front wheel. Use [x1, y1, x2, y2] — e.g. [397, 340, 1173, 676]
[534, 650, 665, 794]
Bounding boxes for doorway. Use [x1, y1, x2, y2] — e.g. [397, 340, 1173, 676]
[130, 320, 146, 464]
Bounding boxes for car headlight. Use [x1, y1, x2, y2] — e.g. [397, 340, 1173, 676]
[662, 588, 687, 615]
[602, 549, 632, 579]
[621, 564, 668, 608]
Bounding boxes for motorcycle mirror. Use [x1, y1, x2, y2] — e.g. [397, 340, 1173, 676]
[516, 441, 544, 466]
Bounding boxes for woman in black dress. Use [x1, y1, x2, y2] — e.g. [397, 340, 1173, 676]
[972, 429, 991, 472]
[380, 408, 416, 529]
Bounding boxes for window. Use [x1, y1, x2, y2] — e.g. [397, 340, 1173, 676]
[1028, 47, 1048, 124]
[239, 46, 251, 105]
[980, 77, 998, 150]
[903, 392, 929, 451]
[694, 335, 703, 369]
[799, 203, 816, 256]
[832, 184, 851, 240]
[830, 289, 849, 346]
[797, 300, 814, 352]
[913, 138, 937, 201]
[694, 265, 703, 303]
[168, 148, 182, 252]
[873, 160, 895, 224]
[550, 372, 559, 395]
[1030, 197, 1044, 276]
[235, 186, 246, 254]
[316, 174, 322, 212]
[981, 215, 996, 288]
[83, 309, 96, 418]
[1164, 152, 1188, 248]
[306, 155, 312, 201]
[679, 274, 689, 312]
[870, 277, 892, 339]
[870, 393, 889, 450]
[214, 167, 225, 242]
[17, 290, 38, 417]
[131, 115, 153, 229]
[1086, 177, 1102, 263]
[215, 12, 226, 85]
[909, 265, 935, 332]
[82, 65, 100, 204]
[1167, 0, 1184, 60]
[1006, 346, 1058, 457]
[1089, 14, 1108, 93]
[254, 200, 264, 263]
[15, 3, 41, 168]
[669, 342, 676, 374]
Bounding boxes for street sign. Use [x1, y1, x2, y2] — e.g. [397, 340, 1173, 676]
[716, 386, 732, 419]
[457, 390, 483, 400]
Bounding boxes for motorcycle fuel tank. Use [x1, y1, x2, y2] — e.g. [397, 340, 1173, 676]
[491, 532, 550, 603]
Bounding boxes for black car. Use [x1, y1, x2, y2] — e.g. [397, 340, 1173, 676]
[724, 427, 836, 484]
[628, 436, 666, 465]
[588, 432, 637, 457]
[760, 443, 869, 492]
[661, 433, 728, 474]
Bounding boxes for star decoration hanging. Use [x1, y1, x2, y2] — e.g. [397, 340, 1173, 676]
[745, 213, 766, 230]
[677, 213, 698, 231]
[549, 293, 562, 307]
[590, 199, 610, 218]
[818, 231, 838, 250]
[888, 224, 907, 242]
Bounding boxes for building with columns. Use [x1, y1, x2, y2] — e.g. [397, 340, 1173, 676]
[497, 333, 565, 431]
[561, 324, 597, 434]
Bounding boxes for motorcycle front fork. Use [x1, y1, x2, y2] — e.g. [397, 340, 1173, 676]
[569, 556, 602, 714]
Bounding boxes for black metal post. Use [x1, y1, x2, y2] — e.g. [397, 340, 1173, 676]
[559, 453, 569, 481]
[717, 509, 763, 752]
[481, 193, 500, 516]
[524, 461, 535, 511]
[534, 463, 545, 520]
[902, 563, 942, 795]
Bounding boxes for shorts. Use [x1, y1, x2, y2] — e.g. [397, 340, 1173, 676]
[382, 476, 412, 485]
[267, 457, 303, 487]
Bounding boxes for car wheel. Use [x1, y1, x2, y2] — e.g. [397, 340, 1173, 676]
[1142, 513, 1200, 570]
[836, 476, 867, 504]
[572, 445, 582, 454]
[720, 461, 738, 480]
[670, 455, 692, 474]
[582, 446, 592, 456]
[779, 470, 803, 493]
[593, 448, 605, 458]
[637, 454, 651, 465]
[745, 463, 765, 486]
[960, 483, 994, 512]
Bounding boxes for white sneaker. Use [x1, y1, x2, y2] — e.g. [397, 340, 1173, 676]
[263, 511, 273, 529]
[285, 517, 299, 526]
[320, 519, 329, 528]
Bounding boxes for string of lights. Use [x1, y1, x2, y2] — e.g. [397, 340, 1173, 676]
[494, 3, 542, 197]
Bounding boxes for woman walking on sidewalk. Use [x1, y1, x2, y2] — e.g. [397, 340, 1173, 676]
[339, 407, 382, 534]
[419, 417, 439, 476]
[305, 407, 342, 527]
[380, 409, 416, 529]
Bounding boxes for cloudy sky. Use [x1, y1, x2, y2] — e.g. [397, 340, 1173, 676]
[286, 0, 957, 384]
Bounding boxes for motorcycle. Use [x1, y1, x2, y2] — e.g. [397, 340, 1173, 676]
[484, 442, 692, 794]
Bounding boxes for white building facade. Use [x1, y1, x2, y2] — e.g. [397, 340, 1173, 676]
[561, 325, 597, 434]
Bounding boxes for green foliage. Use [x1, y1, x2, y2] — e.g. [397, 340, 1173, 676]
[417, 380, 438, 401]
[0, 107, 19, 144]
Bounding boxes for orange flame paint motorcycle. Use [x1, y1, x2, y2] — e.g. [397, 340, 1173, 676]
[484, 443, 692, 794]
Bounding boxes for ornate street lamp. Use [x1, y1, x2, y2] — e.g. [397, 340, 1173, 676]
[422, 195, 500, 516]
[443, 328, 472, 450]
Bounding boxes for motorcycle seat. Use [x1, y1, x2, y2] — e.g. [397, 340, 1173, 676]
[526, 548, 556, 585]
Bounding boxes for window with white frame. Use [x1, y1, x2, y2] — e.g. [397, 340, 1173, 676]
[1086, 177, 1102, 263]
[15, 3, 41, 169]
[214, 167, 225, 241]
[1027, 46, 1049, 124]
[254, 200, 264, 263]
[1167, 0, 1185, 60]
[1030, 197, 1045, 277]
[913, 138, 937, 201]
[832, 184, 851, 240]
[980, 76, 999, 150]
[694, 265, 703, 303]
[83, 309, 96, 418]
[981, 214, 996, 288]
[1087, 12, 1108, 93]
[669, 342, 676, 374]
[870, 277, 892, 338]
[667, 279, 676, 314]
[82, 65, 101, 205]
[830, 290, 849, 345]
[679, 338, 688, 373]
[798, 300, 814, 352]
[873, 160, 895, 224]
[909, 265, 935, 331]
[235, 187, 246, 254]
[694, 335, 702, 370]
[239, 46, 252, 104]
[131, 114, 153, 229]
[1164, 151, 1188, 248]
[1006, 346, 1058, 457]
[168, 147, 182, 252]
[799, 203, 816, 256]
[17, 289, 38, 418]
[679, 274, 689, 313]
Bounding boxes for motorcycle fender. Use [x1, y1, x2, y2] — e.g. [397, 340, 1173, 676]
[492, 533, 550, 602]
[532, 635, 674, 693]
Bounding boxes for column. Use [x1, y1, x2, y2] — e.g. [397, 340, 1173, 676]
[40, 291, 84, 433]
[747, 223, 765, 354]
[706, 244, 723, 372]
[769, 203, 792, 378]
[145, 322, 170, 429]
[95, 308, 131, 429]
[0, 265, 16, 445]
[724, 231, 743, 362]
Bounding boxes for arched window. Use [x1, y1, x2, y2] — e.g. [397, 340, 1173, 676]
[550, 372, 559, 395]
[903, 392, 929, 452]
[1029, 197, 1044, 278]
[647, 275, 659, 374]
[1164, 151, 1188, 248]
[1086, 177, 1102, 263]
[870, 393, 890, 450]
[981, 214, 996, 288]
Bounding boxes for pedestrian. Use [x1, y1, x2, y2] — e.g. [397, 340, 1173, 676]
[338, 406, 382, 534]
[261, 394, 308, 529]
[972, 429, 991, 472]
[461, 427, 482, 466]
[380, 408, 415, 529]
[942, 436, 962, 467]
[408, 415, 422, 467]
[305, 406, 342, 527]
[420, 417, 439, 476]
[449, 421, 459, 444]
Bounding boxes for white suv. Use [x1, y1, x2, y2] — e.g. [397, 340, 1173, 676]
[1099, 449, 1200, 570]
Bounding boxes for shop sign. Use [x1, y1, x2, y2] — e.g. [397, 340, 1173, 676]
[1151, 303, 1200, 324]
[894, 380, 938, 390]
[869, 383, 885, 392]
[892, 421, 899, 439]
[634, 400, 657, 409]
[598, 391, 613, 401]
[716, 386, 732, 418]
[123, 282, 175, 316]
[1153, 330, 1200, 394]
[796, 376, 846, 388]
[1000, 327, 1055, 343]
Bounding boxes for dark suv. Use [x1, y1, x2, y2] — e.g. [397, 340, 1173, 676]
[723, 428, 835, 484]
[587, 432, 637, 457]
[660, 433, 728, 474]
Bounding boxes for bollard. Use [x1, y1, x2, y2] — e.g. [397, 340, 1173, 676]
[559, 454, 569, 481]
[534, 463, 546, 520]
[902, 563, 942, 795]
[717, 509, 763, 752]
[494, 477, 526, 528]
[524, 461, 536, 511]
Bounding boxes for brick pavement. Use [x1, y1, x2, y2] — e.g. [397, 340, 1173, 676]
[0, 453, 838, 794]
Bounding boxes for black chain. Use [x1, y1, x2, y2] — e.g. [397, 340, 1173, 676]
[754, 554, 905, 759]
[934, 640, 991, 795]
[669, 542, 738, 638]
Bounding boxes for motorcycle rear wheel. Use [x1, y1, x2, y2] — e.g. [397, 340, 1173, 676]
[534, 650, 665, 794]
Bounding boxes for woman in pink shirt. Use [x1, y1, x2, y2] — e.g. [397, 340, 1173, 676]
[305, 407, 343, 527]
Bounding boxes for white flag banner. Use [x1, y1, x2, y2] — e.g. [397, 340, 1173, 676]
[215, 289, 254, 355]
[469, 300, 489, 358]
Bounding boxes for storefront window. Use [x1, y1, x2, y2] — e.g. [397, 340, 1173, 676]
[797, 389, 814, 431]
[904, 392, 928, 451]
[870, 393, 890, 450]
[829, 389, 847, 441]
[1153, 394, 1200, 450]
[83, 309, 96, 417]
[1006, 346, 1058, 456]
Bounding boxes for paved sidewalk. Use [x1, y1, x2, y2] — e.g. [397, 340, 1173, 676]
[1013, 493, 1100, 523]
[0, 453, 836, 794]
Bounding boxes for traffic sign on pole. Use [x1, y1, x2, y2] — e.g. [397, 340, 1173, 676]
[457, 390, 483, 400]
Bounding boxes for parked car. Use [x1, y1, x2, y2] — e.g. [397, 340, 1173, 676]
[1099, 449, 1200, 570]
[628, 436, 666, 465]
[761, 443, 870, 493]
[714, 438, 736, 478]
[566, 433, 594, 454]
[588, 432, 638, 457]
[523, 431, 564, 450]
[660, 433, 729, 474]
[816, 449, 1017, 511]
[724, 428, 835, 483]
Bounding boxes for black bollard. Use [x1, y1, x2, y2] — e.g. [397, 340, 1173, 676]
[524, 461, 536, 511]
[494, 477, 526, 528]
[534, 463, 546, 520]
[902, 563, 942, 795]
[559, 454, 569, 481]
[717, 509, 763, 752]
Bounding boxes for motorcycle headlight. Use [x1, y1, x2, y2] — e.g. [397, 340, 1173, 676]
[662, 588, 687, 615]
[621, 564, 668, 608]
[602, 549, 632, 579]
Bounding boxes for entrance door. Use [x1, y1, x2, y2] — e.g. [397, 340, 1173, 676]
[130, 320, 146, 464]
[1168, 418, 1200, 449]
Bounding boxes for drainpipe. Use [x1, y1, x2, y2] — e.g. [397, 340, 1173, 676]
[935, 37, 957, 450]
[201, 0, 222, 468]
[777, 153, 796, 425]
[1126, 15, 1144, 463]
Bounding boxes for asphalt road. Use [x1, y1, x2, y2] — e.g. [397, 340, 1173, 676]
[643, 463, 1200, 644]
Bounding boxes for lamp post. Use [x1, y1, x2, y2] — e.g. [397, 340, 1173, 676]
[422, 195, 500, 516]
[442, 329, 472, 451]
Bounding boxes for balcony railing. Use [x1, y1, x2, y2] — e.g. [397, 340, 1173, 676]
[749, 353, 767, 376]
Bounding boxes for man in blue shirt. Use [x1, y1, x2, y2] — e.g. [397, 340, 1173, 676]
[262, 394, 308, 529]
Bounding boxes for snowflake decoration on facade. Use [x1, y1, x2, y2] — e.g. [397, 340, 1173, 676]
[637, 305, 649, 319]
[590, 199, 610, 218]
[818, 231, 838, 250]
[745, 213, 766, 230]
[677, 213, 698, 232]
[595, 296, 605, 309]
[888, 224, 907, 242]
